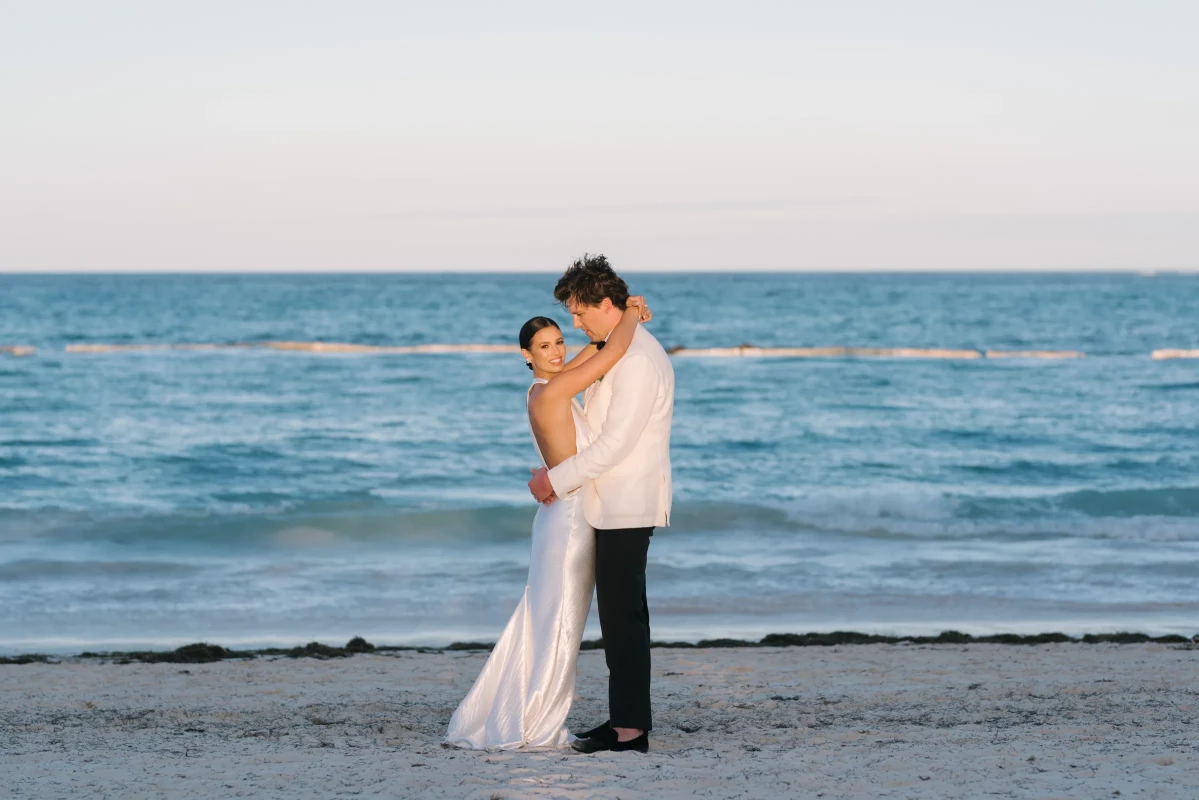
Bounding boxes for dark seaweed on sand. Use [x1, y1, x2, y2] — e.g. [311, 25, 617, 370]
[4, 631, 1194, 665]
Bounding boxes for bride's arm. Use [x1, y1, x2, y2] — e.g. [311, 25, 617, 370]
[559, 341, 602, 371]
[535, 298, 649, 403]
[559, 300, 652, 373]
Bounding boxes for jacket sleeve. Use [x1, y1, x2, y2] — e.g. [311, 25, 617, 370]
[547, 353, 660, 497]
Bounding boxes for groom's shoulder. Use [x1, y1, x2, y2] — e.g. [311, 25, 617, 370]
[630, 325, 665, 353]
[630, 326, 673, 369]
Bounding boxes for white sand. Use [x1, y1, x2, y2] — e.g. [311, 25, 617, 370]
[3, 643, 1196, 798]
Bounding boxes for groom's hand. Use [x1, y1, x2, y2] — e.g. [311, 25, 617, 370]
[528, 467, 557, 504]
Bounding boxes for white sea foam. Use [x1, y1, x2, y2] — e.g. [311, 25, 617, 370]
[1152, 348, 1199, 359]
[46, 342, 1199, 361]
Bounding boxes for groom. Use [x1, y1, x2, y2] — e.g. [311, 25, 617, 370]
[528, 254, 675, 754]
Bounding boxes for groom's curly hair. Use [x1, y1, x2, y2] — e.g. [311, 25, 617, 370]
[553, 253, 629, 311]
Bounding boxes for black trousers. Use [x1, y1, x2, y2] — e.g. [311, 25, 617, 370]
[594, 526, 654, 731]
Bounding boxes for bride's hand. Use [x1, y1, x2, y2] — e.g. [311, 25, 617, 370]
[626, 296, 652, 323]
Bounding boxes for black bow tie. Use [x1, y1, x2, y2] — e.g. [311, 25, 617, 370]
[591, 340, 606, 350]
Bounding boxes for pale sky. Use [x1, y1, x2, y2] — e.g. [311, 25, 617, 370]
[2, 1, 1197, 272]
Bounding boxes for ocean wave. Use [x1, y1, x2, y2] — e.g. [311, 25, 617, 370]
[1141, 381, 1199, 392]
[62, 342, 523, 355]
[0, 499, 541, 550]
[1057, 486, 1199, 517]
[0, 559, 201, 581]
[4, 485, 1199, 555]
[52, 343, 1068, 359]
[950, 486, 1199, 522]
[956, 460, 1090, 480]
[21, 339, 1199, 362]
[671, 346, 985, 359]
[1, 498, 800, 552]
[790, 485, 1199, 539]
[0, 438, 100, 448]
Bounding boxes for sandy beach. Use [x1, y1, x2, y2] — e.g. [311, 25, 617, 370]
[3, 642, 1196, 799]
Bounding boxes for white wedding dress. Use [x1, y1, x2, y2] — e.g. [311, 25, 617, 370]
[444, 378, 596, 749]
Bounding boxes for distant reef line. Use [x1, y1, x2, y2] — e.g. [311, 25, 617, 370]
[5, 342, 1199, 359]
[3, 630, 1196, 664]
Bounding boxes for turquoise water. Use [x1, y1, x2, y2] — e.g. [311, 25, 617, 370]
[1, 273, 1197, 652]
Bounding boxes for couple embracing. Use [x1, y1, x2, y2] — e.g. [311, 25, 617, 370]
[445, 254, 674, 754]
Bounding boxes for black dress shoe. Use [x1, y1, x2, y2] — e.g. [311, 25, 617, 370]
[578, 720, 610, 739]
[571, 728, 649, 754]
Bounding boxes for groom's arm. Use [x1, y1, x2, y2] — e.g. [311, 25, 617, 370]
[546, 353, 660, 497]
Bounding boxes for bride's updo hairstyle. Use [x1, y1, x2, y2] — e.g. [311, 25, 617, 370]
[519, 317, 560, 350]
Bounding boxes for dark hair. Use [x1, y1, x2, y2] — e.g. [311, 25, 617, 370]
[553, 253, 629, 311]
[519, 316, 561, 350]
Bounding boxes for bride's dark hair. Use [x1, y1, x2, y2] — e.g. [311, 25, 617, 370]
[519, 316, 560, 351]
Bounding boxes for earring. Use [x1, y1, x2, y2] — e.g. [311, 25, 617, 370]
[526, 361, 533, 370]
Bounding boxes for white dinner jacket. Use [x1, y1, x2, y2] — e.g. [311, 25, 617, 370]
[547, 324, 674, 529]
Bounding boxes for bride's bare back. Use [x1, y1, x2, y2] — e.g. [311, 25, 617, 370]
[528, 385, 579, 469]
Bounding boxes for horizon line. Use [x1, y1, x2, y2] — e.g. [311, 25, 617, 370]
[3, 268, 1196, 276]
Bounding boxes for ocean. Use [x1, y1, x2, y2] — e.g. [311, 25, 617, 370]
[1, 272, 1197, 653]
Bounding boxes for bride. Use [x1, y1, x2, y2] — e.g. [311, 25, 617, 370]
[444, 296, 651, 750]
